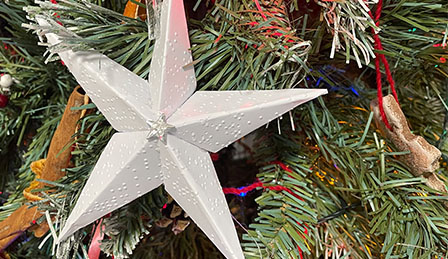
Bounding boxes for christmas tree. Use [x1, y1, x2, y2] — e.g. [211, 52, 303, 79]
[0, 0, 447, 258]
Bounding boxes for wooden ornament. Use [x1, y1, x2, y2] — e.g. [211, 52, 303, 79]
[172, 219, 190, 235]
[155, 217, 173, 228]
[0, 206, 38, 251]
[169, 205, 183, 218]
[36, 86, 87, 184]
[371, 94, 447, 193]
[155, 195, 191, 235]
[123, 0, 147, 20]
[0, 86, 89, 250]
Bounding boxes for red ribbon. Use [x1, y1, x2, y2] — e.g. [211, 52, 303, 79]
[88, 219, 104, 259]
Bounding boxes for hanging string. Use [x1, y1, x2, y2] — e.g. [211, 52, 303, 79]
[368, 0, 399, 130]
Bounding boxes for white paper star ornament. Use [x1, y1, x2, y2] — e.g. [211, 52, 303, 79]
[35, 0, 327, 257]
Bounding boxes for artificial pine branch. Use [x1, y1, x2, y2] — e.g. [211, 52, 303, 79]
[380, 0, 448, 67]
[237, 117, 318, 258]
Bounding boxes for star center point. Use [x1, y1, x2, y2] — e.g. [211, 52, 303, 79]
[146, 114, 174, 141]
